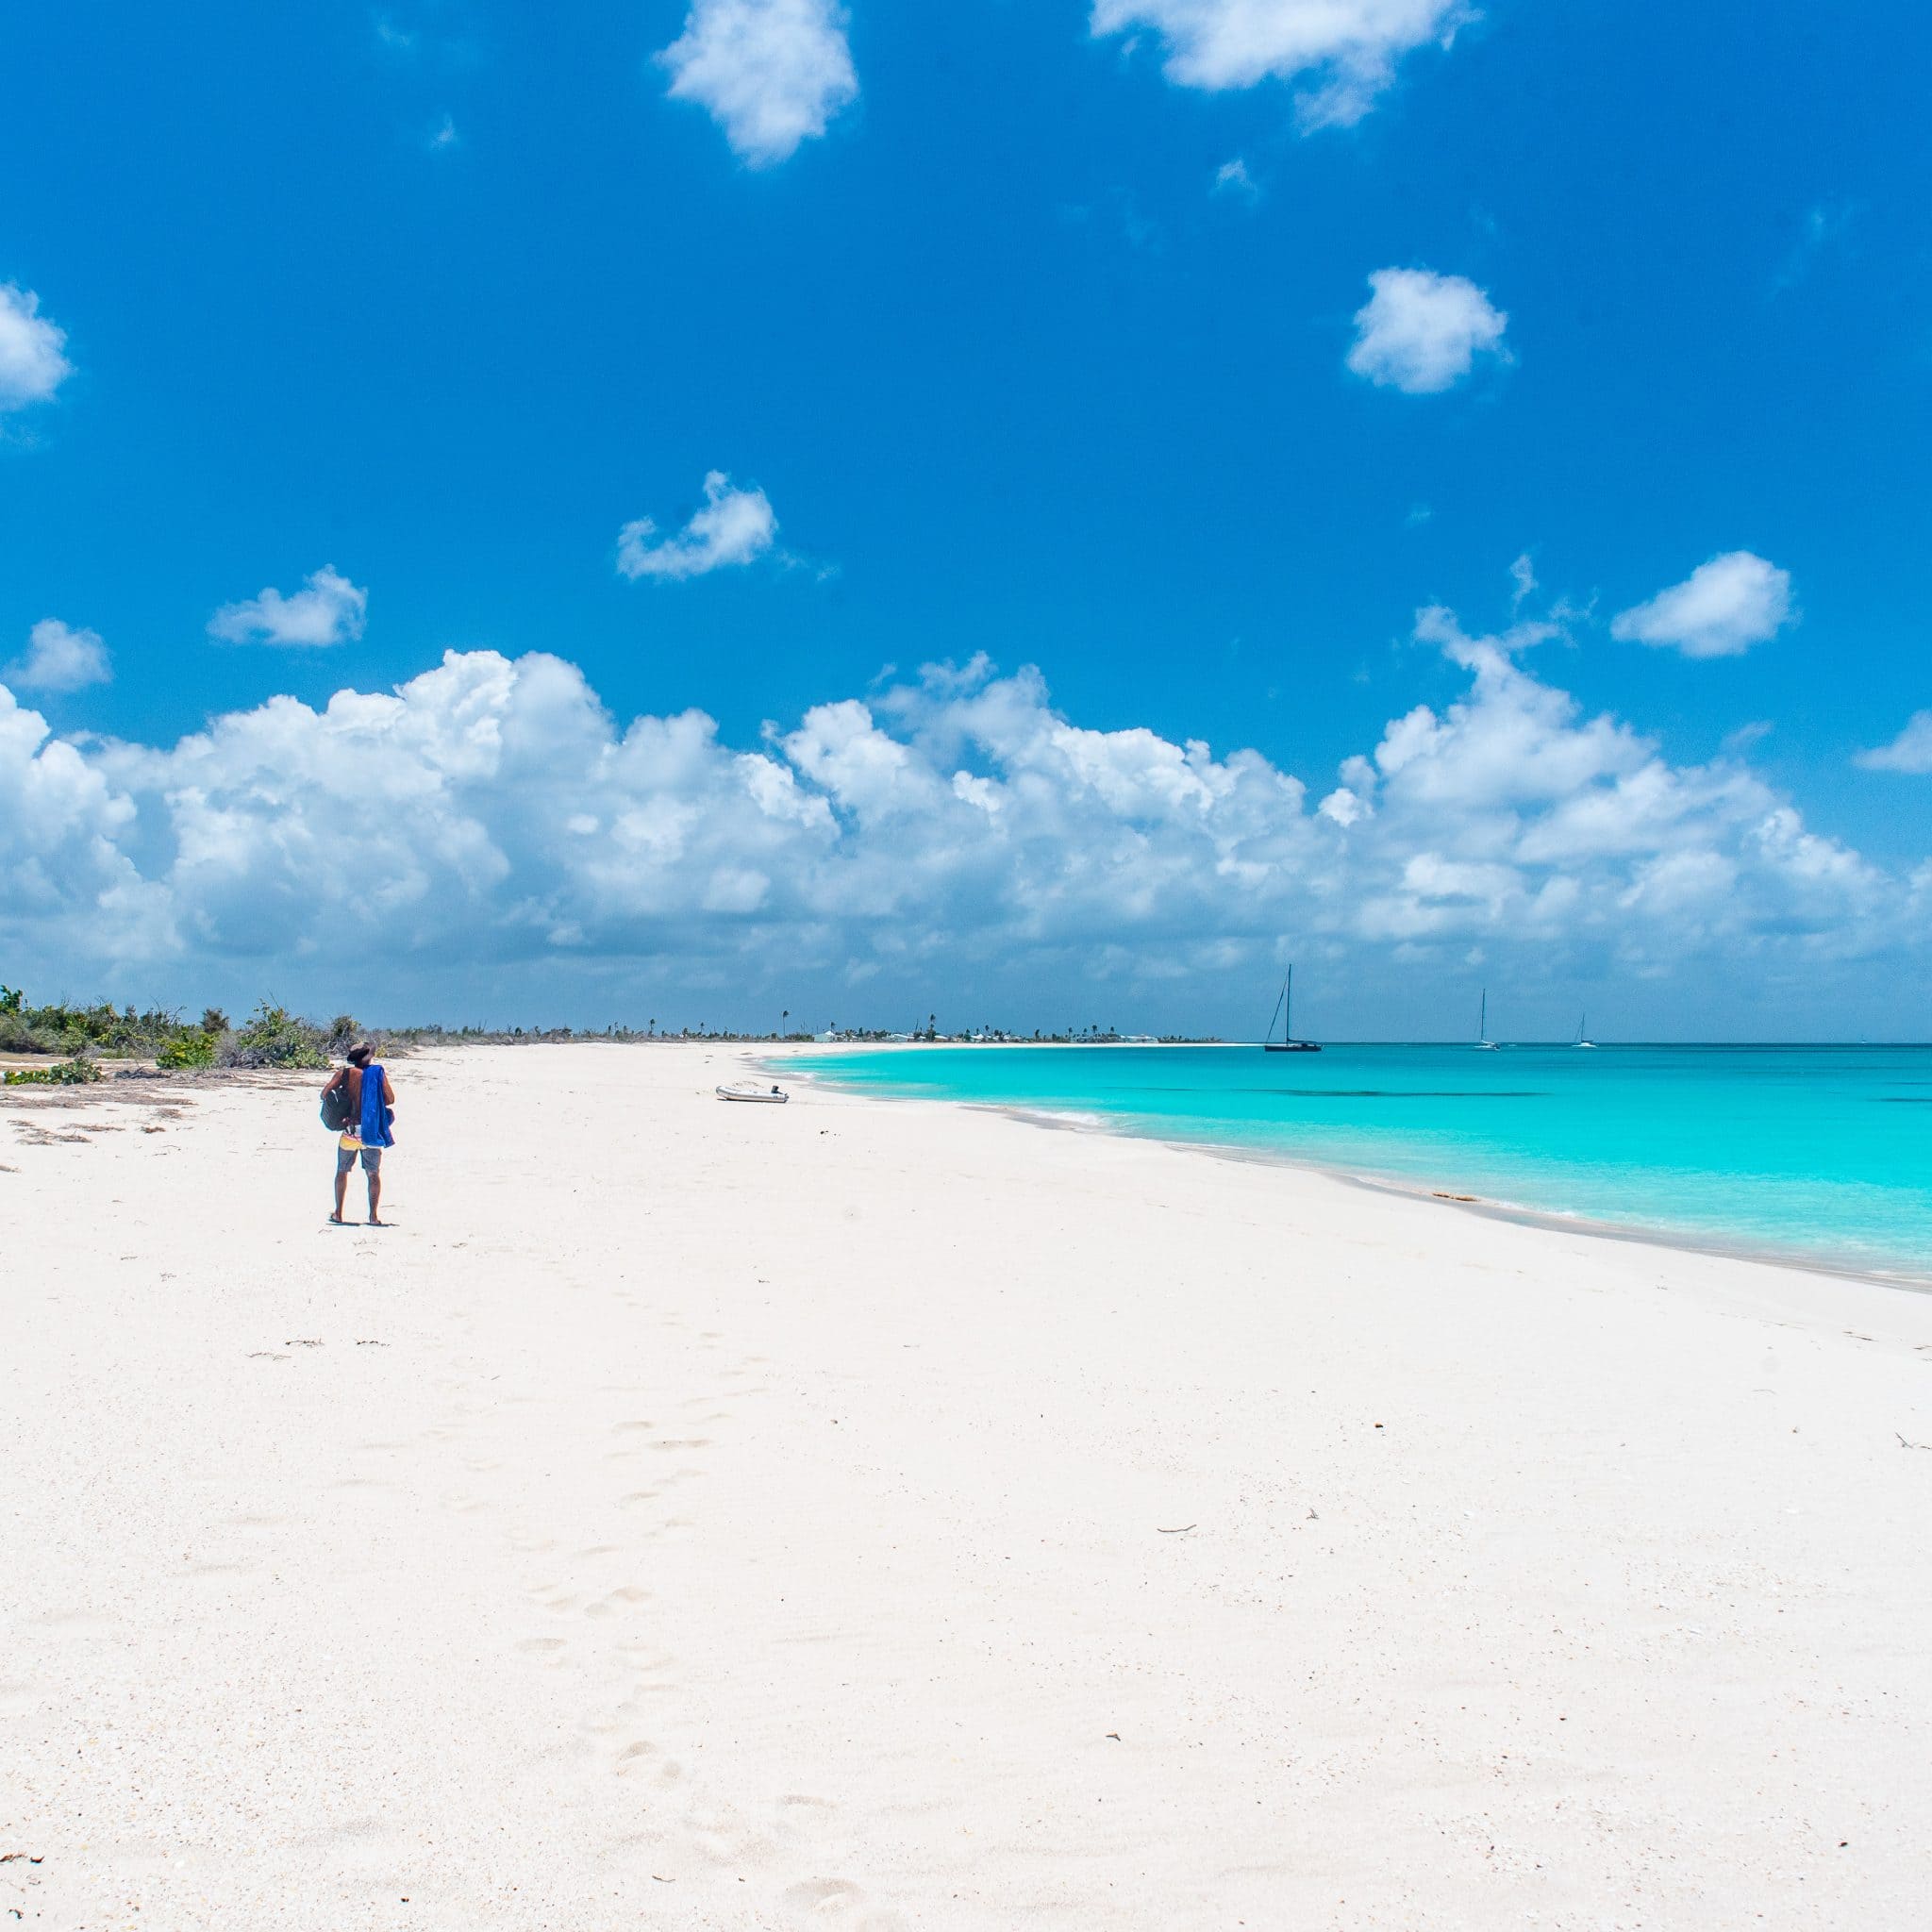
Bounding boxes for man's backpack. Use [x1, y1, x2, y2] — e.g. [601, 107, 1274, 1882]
[321, 1077, 356, 1133]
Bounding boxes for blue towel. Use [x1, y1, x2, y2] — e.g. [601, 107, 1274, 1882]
[359, 1062, 395, 1148]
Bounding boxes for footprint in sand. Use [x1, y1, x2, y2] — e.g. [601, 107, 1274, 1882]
[28, 1607, 117, 1633]
[585, 1585, 651, 1618]
[636, 1516, 694, 1544]
[782, 1877, 866, 1914]
[582, 1695, 646, 1739]
[284, 1815, 392, 1861]
[614, 1740, 683, 1784]
[684, 1800, 776, 1866]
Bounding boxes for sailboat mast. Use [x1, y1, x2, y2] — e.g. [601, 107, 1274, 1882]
[1286, 964, 1292, 1042]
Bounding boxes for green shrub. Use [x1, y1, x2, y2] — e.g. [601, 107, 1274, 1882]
[158, 1029, 217, 1069]
[4, 1056, 103, 1087]
[200, 1007, 229, 1036]
[0, 991, 184, 1058]
[218, 1001, 329, 1070]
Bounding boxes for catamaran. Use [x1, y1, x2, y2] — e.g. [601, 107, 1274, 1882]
[1475, 989, 1501, 1051]
[1263, 965, 1322, 1053]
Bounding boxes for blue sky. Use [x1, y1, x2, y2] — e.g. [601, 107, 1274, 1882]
[3, 2, 1929, 1037]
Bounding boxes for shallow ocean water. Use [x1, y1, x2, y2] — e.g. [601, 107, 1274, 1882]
[791, 1042, 1932, 1280]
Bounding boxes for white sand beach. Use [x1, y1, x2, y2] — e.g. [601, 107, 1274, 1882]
[5, 1042, 1930, 1929]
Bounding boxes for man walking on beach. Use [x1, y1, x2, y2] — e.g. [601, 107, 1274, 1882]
[322, 1041, 395, 1226]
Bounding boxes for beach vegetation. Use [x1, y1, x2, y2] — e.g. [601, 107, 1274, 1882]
[217, 1002, 331, 1070]
[4, 1055, 104, 1086]
[0, 993, 186, 1059]
[157, 1029, 218, 1069]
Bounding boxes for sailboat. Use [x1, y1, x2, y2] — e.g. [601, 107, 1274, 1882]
[1263, 965, 1322, 1053]
[1574, 1012, 1597, 1049]
[1474, 988, 1502, 1050]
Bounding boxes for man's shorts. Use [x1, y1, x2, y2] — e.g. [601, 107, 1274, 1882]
[337, 1141, 383, 1174]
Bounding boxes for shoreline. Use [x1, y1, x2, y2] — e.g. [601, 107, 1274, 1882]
[767, 1044, 1932, 1296]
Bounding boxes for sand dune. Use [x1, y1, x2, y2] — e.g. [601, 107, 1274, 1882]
[5, 1042, 1930, 1928]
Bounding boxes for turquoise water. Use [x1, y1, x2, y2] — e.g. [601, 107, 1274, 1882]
[790, 1044, 1932, 1280]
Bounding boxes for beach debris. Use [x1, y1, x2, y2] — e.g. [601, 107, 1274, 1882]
[287, 1338, 324, 1347]
[1897, 1433, 1929, 1451]
[247, 1351, 290, 1360]
[1156, 1524, 1196, 1535]
[356, 1339, 389, 1347]
[1106, 1732, 1121, 1740]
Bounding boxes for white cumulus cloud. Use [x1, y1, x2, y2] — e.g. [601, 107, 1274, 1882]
[208, 566, 370, 648]
[0, 283, 74, 412]
[1347, 267, 1509, 393]
[660, 0, 858, 166]
[0, 591, 1920, 1029]
[1610, 552, 1794, 659]
[5, 620, 111, 692]
[1857, 711, 1932, 775]
[1092, 0, 1472, 127]
[617, 472, 779, 581]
